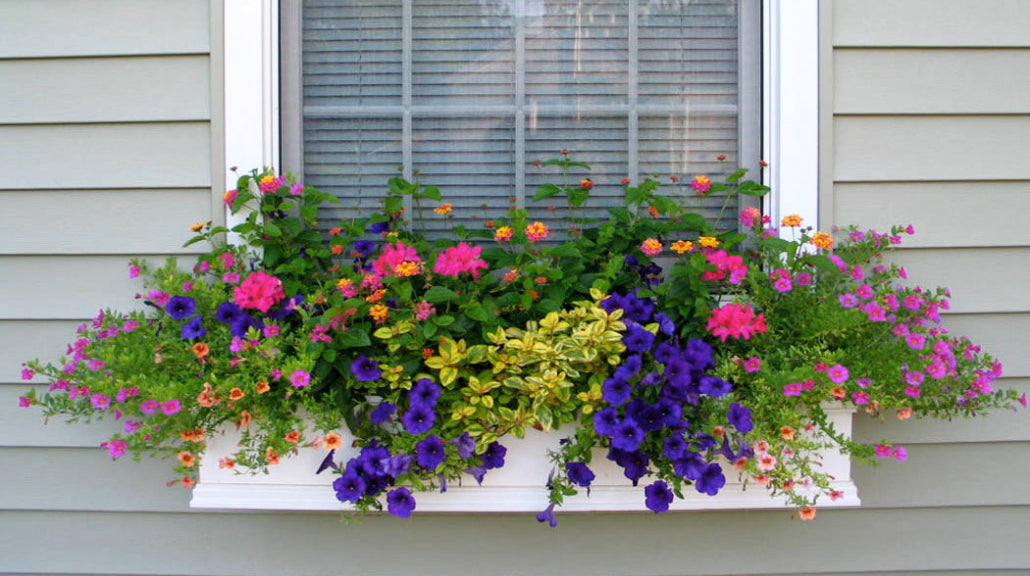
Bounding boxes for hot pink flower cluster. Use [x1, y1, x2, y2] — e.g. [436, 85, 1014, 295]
[372, 242, 422, 277]
[433, 242, 489, 278]
[234, 270, 286, 313]
[706, 303, 767, 342]
[703, 250, 748, 285]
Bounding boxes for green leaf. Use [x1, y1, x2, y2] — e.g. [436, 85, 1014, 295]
[567, 187, 590, 207]
[388, 177, 413, 195]
[182, 236, 206, 248]
[547, 243, 581, 259]
[726, 168, 748, 183]
[464, 304, 490, 322]
[422, 322, 438, 339]
[738, 180, 770, 197]
[533, 183, 563, 202]
[263, 221, 282, 237]
[424, 286, 459, 303]
[433, 314, 456, 327]
[338, 329, 371, 349]
[383, 195, 403, 215]
[420, 186, 442, 201]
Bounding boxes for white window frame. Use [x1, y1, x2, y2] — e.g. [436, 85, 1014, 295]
[205, 0, 838, 513]
[222, 0, 819, 234]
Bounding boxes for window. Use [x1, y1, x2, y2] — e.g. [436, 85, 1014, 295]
[278, 0, 762, 234]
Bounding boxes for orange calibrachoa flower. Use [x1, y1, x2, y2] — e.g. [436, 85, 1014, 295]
[181, 476, 196, 488]
[179, 429, 205, 443]
[780, 426, 796, 440]
[434, 203, 453, 215]
[255, 381, 270, 394]
[237, 410, 252, 429]
[329, 227, 341, 236]
[698, 236, 720, 248]
[218, 457, 235, 469]
[799, 506, 817, 521]
[811, 231, 835, 249]
[323, 432, 343, 450]
[265, 447, 280, 465]
[284, 430, 301, 444]
[647, 206, 659, 218]
[831, 386, 847, 400]
[671, 240, 694, 254]
[781, 214, 803, 227]
[579, 178, 594, 190]
[229, 387, 244, 401]
[897, 407, 913, 420]
[177, 451, 196, 467]
[196, 383, 219, 408]
[331, 244, 344, 255]
[191, 342, 209, 359]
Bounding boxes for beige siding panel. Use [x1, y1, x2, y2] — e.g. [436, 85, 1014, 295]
[834, 0, 1030, 47]
[0, 189, 212, 255]
[835, 49, 1030, 114]
[886, 248, 1030, 313]
[2, 508, 1029, 575]
[2, 123, 211, 190]
[0, 56, 210, 124]
[0, 0, 210, 58]
[0, 321, 82, 382]
[854, 442, 1030, 508]
[834, 182, 1030, 248]
[834, 116, 1030, 182]
[945, 313, 1030, 378]
[0, 385, 121, 448]
[0, 256, 189, 320]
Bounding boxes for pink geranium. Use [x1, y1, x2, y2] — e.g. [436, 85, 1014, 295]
[433, 242, 489, 278]
[372, 242, 422, 277]
[234, 270, 286, 313]
[706, 303, 767, 342]
[703, 250, 749, 285]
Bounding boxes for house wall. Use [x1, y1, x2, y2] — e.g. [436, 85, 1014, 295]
[1, 1, 1028, 575]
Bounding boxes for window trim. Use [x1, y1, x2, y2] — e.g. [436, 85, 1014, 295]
[223, 0, 819, 232]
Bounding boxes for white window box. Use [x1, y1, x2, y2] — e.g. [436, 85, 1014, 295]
[190, 405, 859, 513]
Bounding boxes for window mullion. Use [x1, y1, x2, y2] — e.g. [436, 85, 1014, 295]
[514, 1, 526, 211]
[628, 0, 639, 184]
[402, 0, 413, 216]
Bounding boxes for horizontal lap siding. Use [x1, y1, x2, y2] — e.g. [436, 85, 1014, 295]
[0, 4, 218, 576]
[829, 3, 1030, 575]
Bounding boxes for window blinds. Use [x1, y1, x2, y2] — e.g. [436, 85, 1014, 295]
[300, 0, 746, 233]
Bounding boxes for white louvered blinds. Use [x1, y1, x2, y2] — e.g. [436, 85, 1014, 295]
[295, 0, 755, 233]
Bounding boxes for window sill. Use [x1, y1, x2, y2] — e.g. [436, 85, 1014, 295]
[191, 405, 860, 513]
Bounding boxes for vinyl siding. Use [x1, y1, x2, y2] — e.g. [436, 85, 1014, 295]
[2, 1, 1029, 575]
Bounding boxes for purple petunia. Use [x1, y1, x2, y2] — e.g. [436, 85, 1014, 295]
[415, 435, 446, 470]
[333, 471, 365, 502]
[566, 462, 596, 487]
[370, 401, 396, 425]
[698, 375, 732, 397]
[695, 462, 726, 496]
[351, 355, 381, 382]
[645, 480, 674, 513]
[663, 434, 688, 460]
[727, 402, 754, 432]
[401, 403, 435, 435]
[215, 301, 243, 324]
[602, 376, 632, 406]
[409, 378, 440, 408]
[611, 418, 644, 452]
[452, 432, 476, 459]
[593, 407, 620, 436]
[180, 316, 206, 340]
[536, 502, 558, 527]
[481, 442, 507, 469]
[165, 296, 196, 320]
[386, 487, 416, 518]
[369, 220, 390, 234]
[622, 321, 656, 353]
[352, 240, 376, 257]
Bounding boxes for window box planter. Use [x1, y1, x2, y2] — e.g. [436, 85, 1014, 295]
[191, 405, 859, 513]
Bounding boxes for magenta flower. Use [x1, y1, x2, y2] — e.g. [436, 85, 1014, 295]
[706, 303, 767, 342]
[234, 270, 286, 313]
[161, 399, 181, 415]
[290, 369, 311, 388]
[219, 252, 236, 270]
[827, 364, 849, 384]
[222, 273, 240, 284]
[414, 301, 436, 321]
[433, 242, 489, 278]
[783, 382, 802, 396]
[20, 368, 34, 381]
[103, 439, 128, 458]
[290, 183, 304, 196]
[140, 399, 159, 414]
[743, 357, 761, 373]
[372, 241, 422, 277]
[18, 396, 31, 408]
[129, 264, 141, 278]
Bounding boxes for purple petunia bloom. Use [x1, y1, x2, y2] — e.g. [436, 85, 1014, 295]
[316, 450, 338, 474]
[593, 407, 620, 436]
[654, 341, 681, 365]
[645, 480, 674, 513]
[536, 502, 558, 527]
[333, 471, 365, 502]
[351, 355, 381, 382]
[380, 454, 413, 477]
[674, 451, 706, 480]
[699, 375, 732, 397]
[566, 462, 596, 487]
[602, 376, 632, 406]
[370, 401, 396, 425]
[652, 398, 682, 428]
[369, 220, 390, 234]
[465, 465, 487, 485]
[622, 321, 656, 353]
[401, 403, 435, 435]
[352, 240, 376, 257]
[180, 316, 206, 340]
[481, 442, 507, 469]
[215, 301, 243, 324]
[386, 487, 416, 518]
[695, 462, 726, 496]
[165, 296, 196, 320]
[685, 338, 715, 370]
[654, 312, 676, 336]
[727, 402, 754, 432]
[452, 432, 476, 459]
[409, 378, 441, 408]
[415, 435, 446, 470]
[663, 434, 688, 460]
[611, 418, 644, 452]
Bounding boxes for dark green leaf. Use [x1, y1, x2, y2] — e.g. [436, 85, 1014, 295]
[533, 183, 563, 202]
[424, 286, 459, 303]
